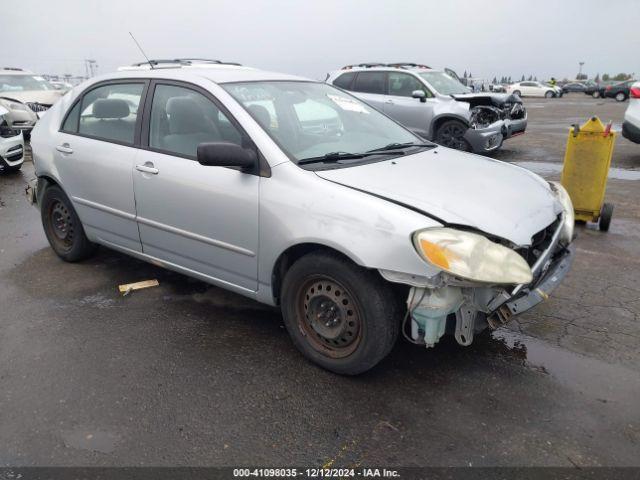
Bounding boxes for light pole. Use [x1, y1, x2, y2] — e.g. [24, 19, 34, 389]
[578, 61, 585, 79]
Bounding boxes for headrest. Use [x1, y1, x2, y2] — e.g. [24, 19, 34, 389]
[93, 99, 130, 119]
[248, 104, 271, 128]
[166, 97, 207, 135]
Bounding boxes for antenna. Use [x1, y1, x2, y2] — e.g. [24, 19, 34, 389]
[129, 32, 154, 69]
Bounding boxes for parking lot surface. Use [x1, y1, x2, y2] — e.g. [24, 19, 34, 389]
[0, 95, 639, 467]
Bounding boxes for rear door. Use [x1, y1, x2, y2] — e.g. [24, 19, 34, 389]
[54, 80, 148, 252]
[384, 71, 433, 138]
[349, 71, 388, 111]
[132, 81, 259, 293]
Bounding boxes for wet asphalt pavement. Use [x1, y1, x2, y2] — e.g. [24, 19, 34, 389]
[0, 95, 639, 467]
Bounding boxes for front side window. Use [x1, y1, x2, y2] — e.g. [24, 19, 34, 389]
[419, 72, 470, 95]
[223, 81, 420, 164]
[352, 72, 387, 94]
[78, 83, 144, 144]
[149, 84, 243, 158]
[0, 74, 53, 93]
[388, 72, 426, 97]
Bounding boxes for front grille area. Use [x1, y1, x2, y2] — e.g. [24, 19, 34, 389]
[516, 215, 562, 267]
[26, 102, 51, 113]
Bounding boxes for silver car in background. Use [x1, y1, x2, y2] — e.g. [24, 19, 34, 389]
[29, 60, 573, 374]
[326, 63, 527, 153]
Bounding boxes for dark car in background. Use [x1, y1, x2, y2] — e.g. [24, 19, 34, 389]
[603, 80, 636, 102]
[561, 82, 587, 93]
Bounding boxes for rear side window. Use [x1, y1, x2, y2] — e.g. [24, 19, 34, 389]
[61, 101, 80, 132]
[78, 83, 144, 144]
[333, 72, 356, 90]
[352, 72, 387, 94]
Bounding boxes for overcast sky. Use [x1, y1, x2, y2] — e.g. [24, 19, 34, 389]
[2, 0, 638, 81]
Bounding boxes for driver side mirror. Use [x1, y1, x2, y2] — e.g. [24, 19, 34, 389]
[197, 142, 257, 171]
[412, 90, 427, 103]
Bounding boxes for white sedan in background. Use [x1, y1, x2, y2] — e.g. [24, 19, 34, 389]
[622, 81, 640, 144]
[506, 81, 559, 98]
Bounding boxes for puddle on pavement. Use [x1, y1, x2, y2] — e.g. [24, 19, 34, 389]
[62, 429, 120, 453]
[514, 161, 640, 180]
[491, 329, 640, 410]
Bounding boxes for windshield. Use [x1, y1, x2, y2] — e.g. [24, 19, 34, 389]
[222, 81, 420, 164]
[419, 72, 470, 95]
[0, 74, 53, 93]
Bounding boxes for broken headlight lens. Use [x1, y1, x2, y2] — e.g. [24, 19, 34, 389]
[413, 228, 533, 284]
[550, 181, 574, 244]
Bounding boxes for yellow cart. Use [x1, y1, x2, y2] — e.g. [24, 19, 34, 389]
[560, 117, 615, 231]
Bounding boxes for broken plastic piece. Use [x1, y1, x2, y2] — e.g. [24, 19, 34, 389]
[118, 279, 159, 296]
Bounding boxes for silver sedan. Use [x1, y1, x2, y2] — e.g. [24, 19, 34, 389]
[29, 62, 575, 374]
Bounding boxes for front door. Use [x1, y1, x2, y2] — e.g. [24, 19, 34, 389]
[133, 82, 259, 292]
[384, 71, 433, 138]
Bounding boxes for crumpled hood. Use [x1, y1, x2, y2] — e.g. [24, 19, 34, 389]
[314, 148, 562, 246]
[450, 92, 522, 107]
[0, 90, 64, 106]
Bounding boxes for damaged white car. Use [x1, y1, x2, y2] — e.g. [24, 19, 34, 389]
[28, 61, 573, 374]
[327, 63, 527, 153]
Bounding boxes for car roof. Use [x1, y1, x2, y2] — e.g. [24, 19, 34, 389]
[0, 68, 35, 75]
[107, 63, 310, 84]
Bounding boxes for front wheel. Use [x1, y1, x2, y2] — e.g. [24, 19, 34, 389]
[615, 92, 627, 102]
[281, 252, 400, 375]
[545, 90, 554, 98]
[434, 120, 470, 151]
[41, 184, 97, 262]
[592, 91, 600, 98]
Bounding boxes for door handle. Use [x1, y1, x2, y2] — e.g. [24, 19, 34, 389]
[136, 162, 159, 175]
[56, 144, 73, 154]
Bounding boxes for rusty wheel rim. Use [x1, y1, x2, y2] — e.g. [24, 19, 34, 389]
[48, 200, 75, 251]
[296, 276, 362, 358]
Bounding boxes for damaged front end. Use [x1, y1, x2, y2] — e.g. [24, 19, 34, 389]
[380, 192, 574, 349]
[458, 94, 528, 153]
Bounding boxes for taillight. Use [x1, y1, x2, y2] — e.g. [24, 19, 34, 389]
[630, 87, 640, 99]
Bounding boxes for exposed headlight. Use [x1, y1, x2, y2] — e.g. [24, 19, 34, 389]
[413, 228, 533, 285]
[550, 181, 574, 244]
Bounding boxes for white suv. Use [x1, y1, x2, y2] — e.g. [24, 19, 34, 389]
[622, 81, 640, 144]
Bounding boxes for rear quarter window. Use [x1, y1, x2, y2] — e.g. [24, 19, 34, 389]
[333, 72, 356, 90]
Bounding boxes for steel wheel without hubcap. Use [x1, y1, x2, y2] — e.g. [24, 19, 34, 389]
[297, 276, 362, 358]
[435, 121, 468, 150]
[48, 200, 75, 252]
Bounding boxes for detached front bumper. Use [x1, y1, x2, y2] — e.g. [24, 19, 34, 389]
[465, 115, 528, 154]
[487, 243, 575, 328]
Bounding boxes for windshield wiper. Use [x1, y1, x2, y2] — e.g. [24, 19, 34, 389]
[298, 150, 406, 165]
[366, 141, 435, 153]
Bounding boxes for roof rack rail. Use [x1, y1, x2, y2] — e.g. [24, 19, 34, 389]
[341, 63, 386, 70]
[130, 58, 242, 67]
[2, 67, 25, 71]
[386, 62, 431, 69]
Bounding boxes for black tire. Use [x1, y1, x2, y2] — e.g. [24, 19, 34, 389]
[545, 90, 554, 98]
[41, 184, 97, 262]
[513, 90, 521, 97]
[434, 119, 470, 151]
[615, 92, 627, 102]
[599, 203, 614, 232]
[281, 252, 400, 375]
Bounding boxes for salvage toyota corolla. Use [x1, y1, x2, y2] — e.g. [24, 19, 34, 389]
[28, 60, 575, 374]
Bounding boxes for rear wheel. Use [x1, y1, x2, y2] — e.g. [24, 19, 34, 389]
[513, 90, 521, 97]
[592, 91, 600, 98]
[434, 120, 470, 151]
[615, 92, 627, 102]
[599, 203, 614, 232]
[281, 252, 400, 375]
[41, 184, 97, 261]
